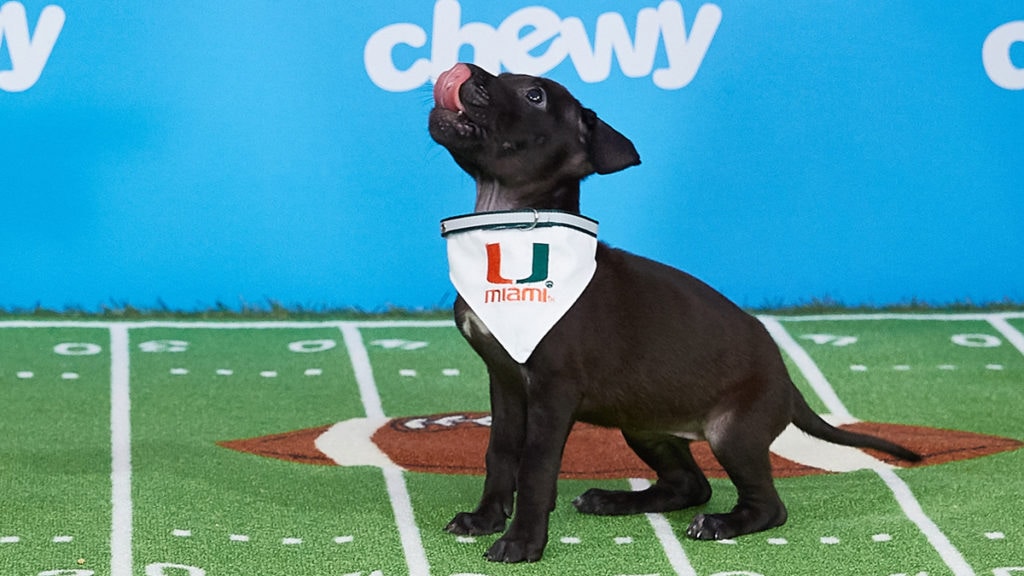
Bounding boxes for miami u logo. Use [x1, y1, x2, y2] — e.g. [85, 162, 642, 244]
[486, 243, 549, 284]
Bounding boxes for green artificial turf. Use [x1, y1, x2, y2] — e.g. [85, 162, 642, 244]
[1, 313, 1021, 576]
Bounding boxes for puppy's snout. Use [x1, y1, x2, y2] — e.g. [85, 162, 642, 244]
[434, 63, 472, 112]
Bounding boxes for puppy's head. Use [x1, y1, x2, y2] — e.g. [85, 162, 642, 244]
[429, 64, 640, 198]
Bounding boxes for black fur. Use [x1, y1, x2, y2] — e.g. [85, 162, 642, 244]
[429, 63, 919, 563]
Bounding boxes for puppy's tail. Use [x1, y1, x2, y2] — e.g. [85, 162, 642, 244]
[791, 395, 922, 462]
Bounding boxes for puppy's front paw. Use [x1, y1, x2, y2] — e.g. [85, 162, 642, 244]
[445, 511, 506, 536]
[485, 534, 545, 563]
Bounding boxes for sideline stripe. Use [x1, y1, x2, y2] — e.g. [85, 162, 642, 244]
[340, 324, 429, 576]
[988, 314, 1024, 357]
[629, 479, 697, 576]
[758, 317, 854, 422]
[2, 312, 1022, 331]
[109, 325, 133, 576]
[765, 319, 975, 576]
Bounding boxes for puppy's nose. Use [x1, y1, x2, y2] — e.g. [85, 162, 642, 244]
[434, 63, 472, 112]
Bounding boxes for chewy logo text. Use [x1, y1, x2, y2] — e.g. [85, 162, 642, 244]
[364, 0, 721, 92]
[0, 2, 64, 92]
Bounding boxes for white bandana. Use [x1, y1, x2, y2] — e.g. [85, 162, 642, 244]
[441, 210, 599, 363]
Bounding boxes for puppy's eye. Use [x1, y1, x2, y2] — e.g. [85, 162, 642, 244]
[525, 87, 545, 105]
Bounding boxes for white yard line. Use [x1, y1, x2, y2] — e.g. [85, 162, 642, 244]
[765, 318, 976, 576]
[872, 466, 976, 576]
[629, 479, 697, 576]
[109, 324, 133, 576]
[2, 312, 1022, 331]
[758, 316, 855, 422]
[339, 324, 430, 576]
[760, 311, 1024, 322]
[988, 314, 1024, 357]
[0, 319, 454, 330]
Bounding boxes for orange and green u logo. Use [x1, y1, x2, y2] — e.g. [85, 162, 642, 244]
[486, 243, 550, 284]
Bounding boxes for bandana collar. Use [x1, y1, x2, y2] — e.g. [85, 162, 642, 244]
[442, 210, 599, 363]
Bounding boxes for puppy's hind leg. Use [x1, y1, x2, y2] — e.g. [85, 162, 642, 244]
[686, 411, 787, 540]
[574, 431, 711, 515]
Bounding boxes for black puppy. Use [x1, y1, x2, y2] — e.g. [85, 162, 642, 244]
[428, 63, 919, 563]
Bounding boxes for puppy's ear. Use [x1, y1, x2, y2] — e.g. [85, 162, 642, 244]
[580, 108, 641, 175]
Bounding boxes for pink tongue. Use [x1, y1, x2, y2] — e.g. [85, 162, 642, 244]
[434, 63, 471, 112]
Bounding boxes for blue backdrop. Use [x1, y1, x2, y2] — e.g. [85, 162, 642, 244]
[2, 1, 1022, 310]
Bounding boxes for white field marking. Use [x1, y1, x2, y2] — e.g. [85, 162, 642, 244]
[821, 536, 841, 544]
[758, 317, 855, 422]
[851, 364, 869, 372]
[989, 315, 1024, 357]
[109, 325, 133, 576]
[170, 368, 188, 375]
[614, 536, 634, 545]
[260, 370, 278, 378]
[758, 312, 1024, 322]
[53, 535, 74, 543]
[0, 536, 20, 543]
[986, 364, 1005, 371]
[456, 536, 476, 543]
[767, 538, 788, 545]
[628, 478, 697, 576]
[765, 319, 976, 576]
[560, 536, 582, 544]
[17, 371, 34, 378]
[334, 535, 355, 544]
[282, 537, 302, 545]
[62, 372, 80, 380]
[770, 416, 891, 473]
[315, 417, 400, 469]
[873, 466, 975, 576]
[3, 312, 1020, 332]
[172, 529, 192, 537]
[304, 368, 323, 376]
[0, 320, 457, 329]
[873, 533, 894, 542]
[985, 531, 1006, 540]
[230, 534, 250, 542]
[399, 369, 418, 377]
[340, 324, 429, 576]
[442, 368, 461, 376]
[216, 369, 233, 376]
